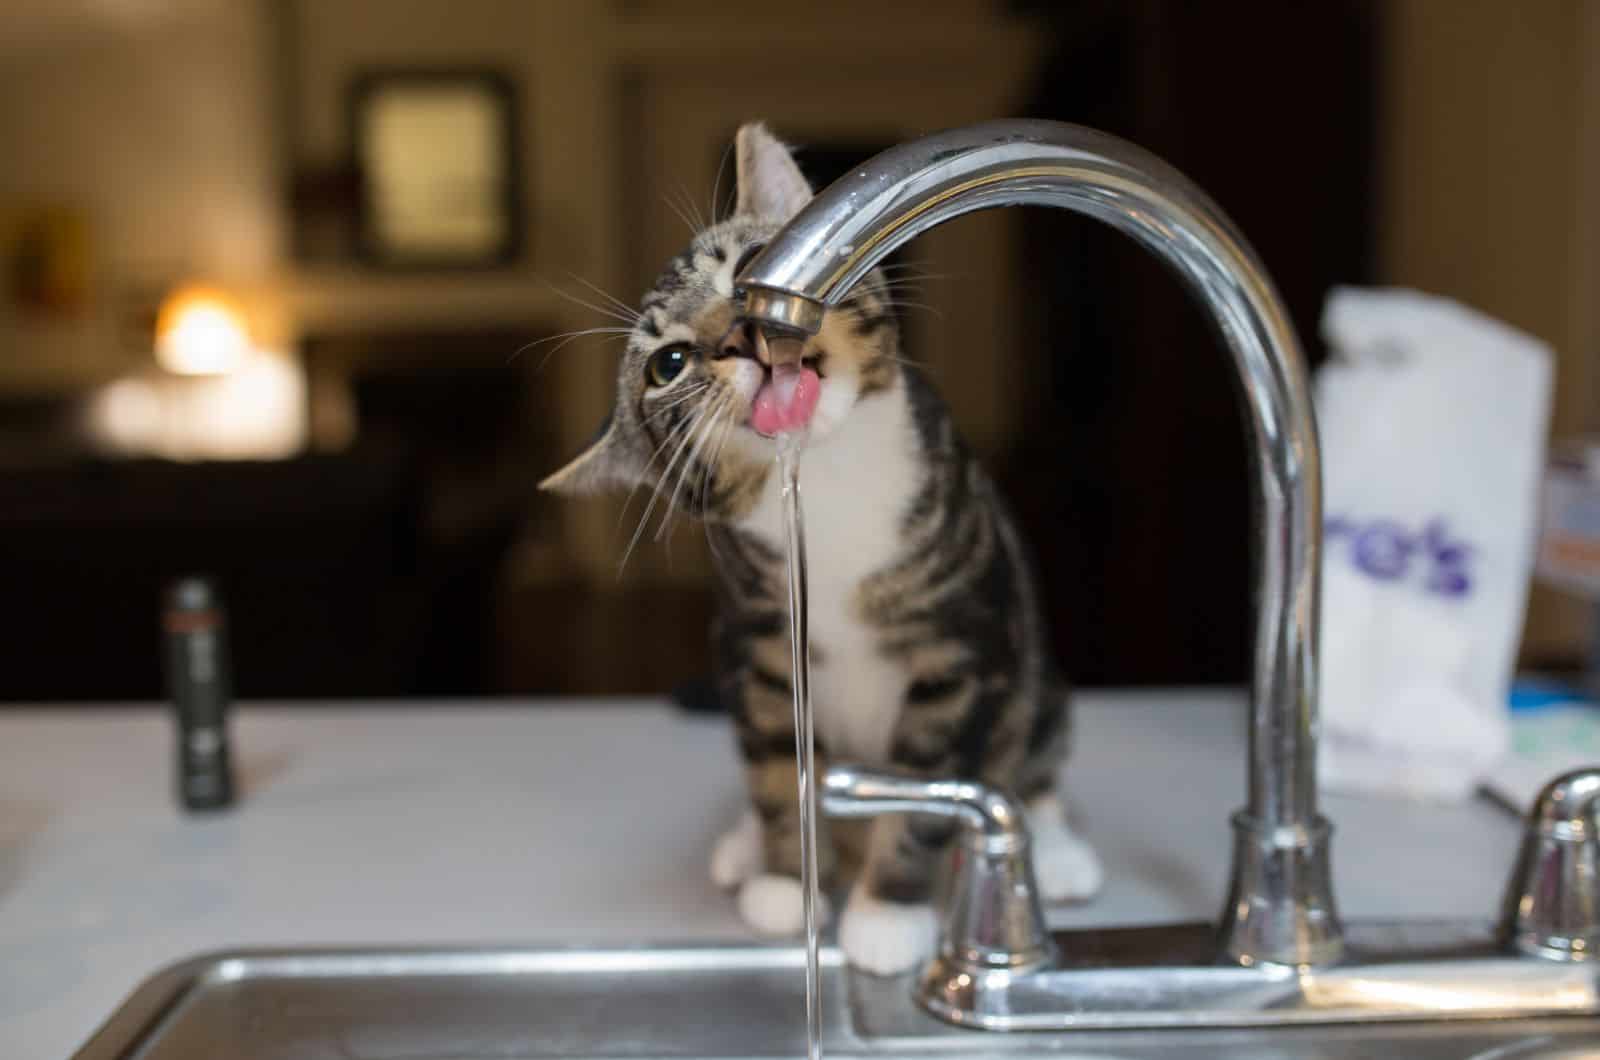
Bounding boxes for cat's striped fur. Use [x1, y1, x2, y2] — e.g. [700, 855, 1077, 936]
[543, 123, 1100, 974]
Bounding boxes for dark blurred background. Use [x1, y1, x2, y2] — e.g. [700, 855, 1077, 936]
[0, 0, 1593, 701]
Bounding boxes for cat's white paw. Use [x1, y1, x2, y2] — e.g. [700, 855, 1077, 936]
[710, 809, 763, 889]
[737, 874, 832, 937]
[839, 886, 938, 977]
[1028, 795, 1104, 902]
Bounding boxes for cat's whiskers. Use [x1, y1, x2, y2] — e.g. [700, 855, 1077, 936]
[876, 297, 945, 321]
[875, 262, 959, 280]
[876, 277, 939, 295]
[709, 140, 736, 225]
[872, 281, 945, 311]
[656, 392, 734, 543]
[698, 398, 740, 514]
[620, 389, 723, 571]
[625, 390, 717, 561]
[873, 275, 942, 291]
[868, 270, 958, 317]
[673, 181, 708, 231]
[547, 284, 640, 328]
[659, 392, 737, 544]
[620, 409, 710, 570]
[507, 327, 632, 370]
[661, 192, 700, 237]
[695, 406, 744, 567]
[562, 272, 644, 325]
[647, 382, 714, 420]
[615, 384, 713, 534]
[642, 385, 712, 444]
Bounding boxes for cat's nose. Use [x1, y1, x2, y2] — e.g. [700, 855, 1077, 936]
[715, 320, 772, 366]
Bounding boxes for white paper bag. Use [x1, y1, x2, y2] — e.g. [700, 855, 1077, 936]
[1315, 287, 1553, 801]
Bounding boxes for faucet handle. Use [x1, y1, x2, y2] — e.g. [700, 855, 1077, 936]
[821, 766, 1054, 975]
[1503, 767, 1600, 960]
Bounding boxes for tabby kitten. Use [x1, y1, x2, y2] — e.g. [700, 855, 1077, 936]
[543, 123, 1102, 975]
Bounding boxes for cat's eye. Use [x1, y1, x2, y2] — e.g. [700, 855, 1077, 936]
[646, 345, 690, 388]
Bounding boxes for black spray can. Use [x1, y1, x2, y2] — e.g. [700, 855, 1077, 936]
[164, 576, 235, 811]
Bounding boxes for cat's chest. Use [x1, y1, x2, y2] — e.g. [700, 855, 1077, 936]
[739, 386, 921, 762]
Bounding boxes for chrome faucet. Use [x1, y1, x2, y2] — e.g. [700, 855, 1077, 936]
[822, 765, 1055, 982]
[740, 120, 1600, 1031]
[739, 119, 1338, 971]
[1505, 767, 1600, 960]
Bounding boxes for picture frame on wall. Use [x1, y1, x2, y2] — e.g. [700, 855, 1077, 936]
[349, 70, 521, 268]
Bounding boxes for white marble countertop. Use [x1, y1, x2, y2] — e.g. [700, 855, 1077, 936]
[0, 690, 1525, 1059]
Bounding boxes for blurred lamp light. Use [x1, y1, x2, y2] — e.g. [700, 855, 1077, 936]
[87, 349, 308, 461]
[155, 286, 250, 375]
[92, 377, 163, 444]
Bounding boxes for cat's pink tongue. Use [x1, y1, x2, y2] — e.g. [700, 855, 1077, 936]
[750, 364, 820, 437]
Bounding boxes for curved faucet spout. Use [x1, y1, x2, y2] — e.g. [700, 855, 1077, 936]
[736, 119, 1341, 969]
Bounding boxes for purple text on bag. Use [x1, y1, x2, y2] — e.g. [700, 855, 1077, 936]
[1325, 515, 1473, 598]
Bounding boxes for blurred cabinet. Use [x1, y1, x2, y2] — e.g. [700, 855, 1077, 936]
[0, 452, 427, 700]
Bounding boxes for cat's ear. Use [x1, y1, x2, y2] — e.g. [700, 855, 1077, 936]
[734, 122, 812, 223]
[539, 413, 634, 496]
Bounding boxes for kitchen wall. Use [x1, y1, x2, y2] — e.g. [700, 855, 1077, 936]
[0, 0, 285, 391]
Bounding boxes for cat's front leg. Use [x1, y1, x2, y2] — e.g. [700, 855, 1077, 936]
[718, 645, 839, 937]
[826, 653, 988, 976]
[839, 814, 945, 976]
[732, 754, 838, 936]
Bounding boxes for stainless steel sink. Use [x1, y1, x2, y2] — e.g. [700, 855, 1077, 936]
[74, 941, 1600, 1059]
